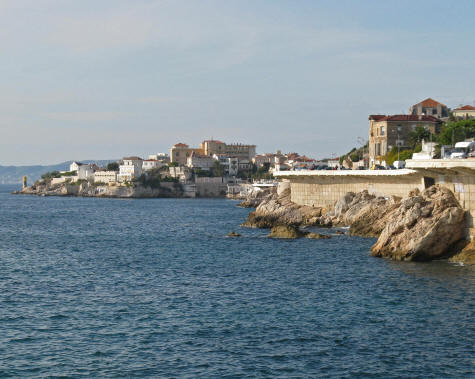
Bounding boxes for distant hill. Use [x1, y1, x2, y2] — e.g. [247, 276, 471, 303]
[0, 160, 116, 184]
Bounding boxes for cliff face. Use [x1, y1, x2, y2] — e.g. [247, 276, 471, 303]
[243, 183, 473, 263]
[17, 181, 183, 198]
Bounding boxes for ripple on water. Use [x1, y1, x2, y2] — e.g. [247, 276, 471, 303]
[0, 190, 474, 378]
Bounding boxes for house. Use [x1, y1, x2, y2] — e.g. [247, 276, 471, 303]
[186, 152, 216, 170]
[213, 154, 239, 176]
[453, 105, 475, 119]
[368, 114, 441, 165]
[409, 98, 449, 119]
[142, 159, 166, 171]
[70, 161, 83, 172]
[118, 157, 143, 182]
[170, 143, 203, 165]
[168, 166, 192, 182]
[77, 164, 97, 180]
[94, 171, 118, 184]
[148, 153, 170, 162]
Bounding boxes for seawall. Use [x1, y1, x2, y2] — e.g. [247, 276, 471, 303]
[274, 159, 475, 240]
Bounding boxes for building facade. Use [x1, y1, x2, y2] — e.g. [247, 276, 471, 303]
[118, 157, 143, 182]
[186, 153, 216, 170]
[94, 171, 118, 184]
[409, 98, 449, 119]
[453, 105, 475, 119]
[369, 115, 441, 165]
[77, 164, 97, 180]
[170, 140, 257, 164]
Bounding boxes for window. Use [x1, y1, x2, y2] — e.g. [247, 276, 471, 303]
[380, 126, 385, 136]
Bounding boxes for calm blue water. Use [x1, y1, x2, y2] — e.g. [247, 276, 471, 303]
[0, 184, 473, 378]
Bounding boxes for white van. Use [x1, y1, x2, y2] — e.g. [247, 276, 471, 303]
[450, 141, 475, 159]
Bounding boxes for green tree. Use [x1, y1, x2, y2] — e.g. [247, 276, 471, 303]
[409, 126, 431, 148]
[438, 119, 475, 146]
[212, 161, 225, 177]
[106, 162, 119, 171]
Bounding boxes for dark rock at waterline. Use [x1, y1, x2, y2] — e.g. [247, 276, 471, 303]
[306, 232, 331, 239]
[268, 225, 307, 239]
[227, 231, 241, 237]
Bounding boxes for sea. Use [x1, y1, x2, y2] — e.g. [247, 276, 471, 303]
[0, 184, 473, 378]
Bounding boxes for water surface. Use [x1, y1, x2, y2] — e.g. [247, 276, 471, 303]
[0, 185, 473, 378]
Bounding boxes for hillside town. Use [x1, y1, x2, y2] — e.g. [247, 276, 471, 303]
[28, 97, 475, 198]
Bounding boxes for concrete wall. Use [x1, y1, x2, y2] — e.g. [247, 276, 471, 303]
[278, 169, 475, 240]
[433, 174, 475, 239]
[195, 177, 227, 197]
[289, 174, 424, 208]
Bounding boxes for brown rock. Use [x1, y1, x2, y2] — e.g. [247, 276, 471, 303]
[268, 225, 307, 239]
[306, 232, 331, 239]
[371, 186, 467, 261]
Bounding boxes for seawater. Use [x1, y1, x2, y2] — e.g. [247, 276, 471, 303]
[0, 184, 473, 378]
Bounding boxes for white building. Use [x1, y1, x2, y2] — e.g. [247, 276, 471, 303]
[148, 153, 170, 162]
[453, 105, 475, 119]
[70, 161, 83, 172]
[77, 164, 96, 180]
[213, 154, 239, 176]
[94, 171, 118, 184]
[118, 157, 143, 182]
[142, 159, 166, 171]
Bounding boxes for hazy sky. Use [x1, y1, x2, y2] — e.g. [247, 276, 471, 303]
[1, 0, 475, 165]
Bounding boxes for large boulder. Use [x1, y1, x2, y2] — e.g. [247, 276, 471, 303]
[242, 188, 322, 228]
[237, 187, 274, 208]
[371, 186, 467, 261]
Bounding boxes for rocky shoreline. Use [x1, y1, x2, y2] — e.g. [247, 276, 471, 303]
[241, 183, 475, 264]
[14, 180, 184, 198]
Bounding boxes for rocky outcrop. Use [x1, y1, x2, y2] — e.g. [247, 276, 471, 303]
[244, 182, 471, 263]
[16, 180, 183, 198]
[237, 187, 275, 208]
[371, 186, 467, 261]
[242, 188, 323, 228]
[448, 241, 475, 264]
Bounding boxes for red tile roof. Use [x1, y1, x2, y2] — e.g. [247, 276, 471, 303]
[173, 143, 189, 147]
[455, 105, 475, 111]
[415, 98, 446, 108]
[370, 114, 440, 122]
[369, 115, 386, 121]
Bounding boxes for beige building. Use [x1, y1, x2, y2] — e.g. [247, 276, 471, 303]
[170, 140, 256, 164]
[453, 105, 475, 119]
[369, 115, 440, 165]
[170, 143, 203, 165]
[94, 171, 118, 184]
[186, 152, 216, 170]
[200, 140, 256, 160]
[409, 98, 449, 119]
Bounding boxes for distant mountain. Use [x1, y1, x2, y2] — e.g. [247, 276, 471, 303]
[0, 160, 116, 184]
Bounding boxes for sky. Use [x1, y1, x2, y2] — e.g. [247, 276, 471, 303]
[1, 0, 475, 165]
